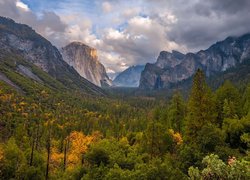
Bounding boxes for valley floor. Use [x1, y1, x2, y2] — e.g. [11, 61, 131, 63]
[0, 70, 250, 180]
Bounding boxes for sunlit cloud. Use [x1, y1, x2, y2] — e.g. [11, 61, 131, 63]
[16, 0, 30, 11]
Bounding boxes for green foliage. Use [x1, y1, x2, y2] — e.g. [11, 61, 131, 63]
[168, 91, 186, 132]
[215, 80, 242, 125]
[0, 138, 27, 179]
[188, 154, 250, 180]
[85, 146, 109, 166]
[0, 68, 249, 179]
[243, 84, 250, 115]
[185, 69, 216, 142]
[222, 115, 250, 150]
[197, 124, 225, 153]
[143, 121, 173, 156]
[178, 144, 203, 172]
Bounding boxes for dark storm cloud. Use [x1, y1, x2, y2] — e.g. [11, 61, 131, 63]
[167, 0, 250, 52]
[209, 0, 250, 14]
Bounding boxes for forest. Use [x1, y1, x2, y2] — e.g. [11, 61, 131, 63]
[0, 69, 249, 180]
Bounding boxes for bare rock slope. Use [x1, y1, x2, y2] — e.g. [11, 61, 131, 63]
[61, 42, 112, 87]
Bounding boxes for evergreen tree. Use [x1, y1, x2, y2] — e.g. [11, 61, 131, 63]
[185, 69, 216, 142]
[168, 91, 185, 133]
[215, 80, 242, 125]
[243, 84, 250, 115]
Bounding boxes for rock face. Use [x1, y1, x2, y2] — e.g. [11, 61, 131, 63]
[113, 65, 145, 87]
[140, 33, 250, 89]
[0, 16, 104, 95]
[61, 42, 111, 87]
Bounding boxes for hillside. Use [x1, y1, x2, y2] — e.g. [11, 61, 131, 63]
[0, 17, 105, 96]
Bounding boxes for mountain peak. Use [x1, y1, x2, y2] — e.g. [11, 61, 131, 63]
[61, 42, 111, 87]
[67, 41, 91, 48]
[63, 42, 98, 59]
[140, 33, 250, 89]
[113, 65, 145, 87]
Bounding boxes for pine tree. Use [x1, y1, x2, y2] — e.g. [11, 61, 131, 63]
[168, 91, 185, 133]
[215, 80, 241, 125]
[185, 69, 216, 142]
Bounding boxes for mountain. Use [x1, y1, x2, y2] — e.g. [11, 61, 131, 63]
[140, 33, 250, 89]
[113, 65, 145, 87]
[0, 16, 104, 95]
[61, 42, 112, 87]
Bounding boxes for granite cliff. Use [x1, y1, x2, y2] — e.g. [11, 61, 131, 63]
[61, 42, 111, 87]
[140, 34, 250, 89]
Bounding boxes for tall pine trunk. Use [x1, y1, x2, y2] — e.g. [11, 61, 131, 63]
[46, 127, 51, 180]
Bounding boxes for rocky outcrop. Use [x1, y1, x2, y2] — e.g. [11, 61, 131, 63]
[17, 64, 43, 83]
[0, 16, 105, 95]
[140, 33, 250, 89]
[61, 42, 111, 87]
[113, 65, 145, 87]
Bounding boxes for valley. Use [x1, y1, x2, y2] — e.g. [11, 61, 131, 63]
[0, 10, 249, 180]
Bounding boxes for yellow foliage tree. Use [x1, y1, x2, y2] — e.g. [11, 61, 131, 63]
[169, 129, 183, 145]
[50, 146, 64, 171]
[66, 131, 101, 169]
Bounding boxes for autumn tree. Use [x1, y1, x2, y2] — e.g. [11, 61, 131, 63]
[66, 131, 101, 168]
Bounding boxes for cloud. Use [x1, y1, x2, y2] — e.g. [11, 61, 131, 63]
[165, 0, 250, 51]
[1, 0, 250, 74]
[98, 15, 183, 72]
[102, 2, 113, 13]
[121, 7, 140, 19]
[16, 0, 30, 11]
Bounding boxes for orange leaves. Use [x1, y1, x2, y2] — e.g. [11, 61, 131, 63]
[91, 131, 103, 141]
[0, 93, 14, 102]
[50, 147, 64, 170]
[173, 132, 183, 145]
[169, 129, 183, 145]
[68, 131, 90, 154]
[65, 131, 102, 168]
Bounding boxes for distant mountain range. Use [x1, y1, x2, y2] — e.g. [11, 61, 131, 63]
[139, 33, 250, 89]
[113, 65, 145, 87]
[0, 16, 249, 94]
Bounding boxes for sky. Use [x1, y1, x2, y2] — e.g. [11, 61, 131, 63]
[1, 0, 250, 76]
